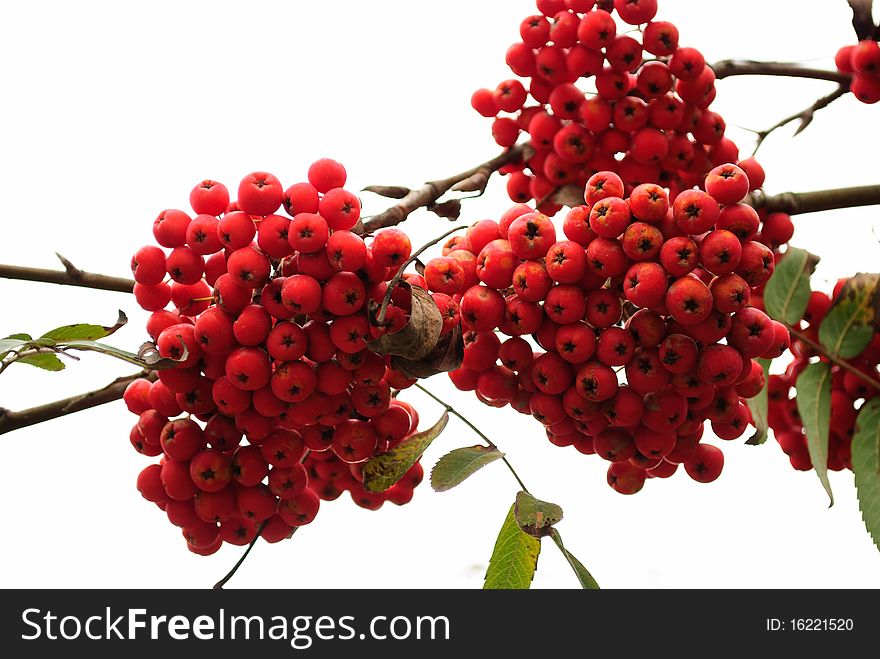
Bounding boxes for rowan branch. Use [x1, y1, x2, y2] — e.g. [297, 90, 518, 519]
[360, 142, 530, 233]
[0, 253, 134, 293]
[0, 370, 155, 436]
[751, 84, 848, 154]
[747, 184, 880, 215]
[711, 59, 852, 84]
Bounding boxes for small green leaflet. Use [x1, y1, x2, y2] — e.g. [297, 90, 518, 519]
[483, 504, 540, 590]
[549, 528, 599, 590]
[17, 353, 65, 371]
[852, 398, 880, 552]
[430, 445, 504, 492]
[763, 247, 818, 325]
[41, 310, 128, 342]
[362, 412, 449, 492]
[818, 273, 880, 359]
[745, 358, 772, 445]
[514, 491, 563, 538]
[796, 362, 834, 506]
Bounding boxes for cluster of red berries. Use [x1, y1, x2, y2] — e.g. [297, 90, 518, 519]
[836, 40, 880, 104]
[471, 0, 747, 214]
[123, 160, 427, 556]
[767, 287, 880, 471]
[423, 163, 792, 494]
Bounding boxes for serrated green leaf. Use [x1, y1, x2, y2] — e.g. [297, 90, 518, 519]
[41, 310, 128, 342]
[514, 490, 563, 538]
[852, 398, 880, 552]
[362, 412, 449, 492]
[764, 247, 818, 325]
[430, 445, 504, 492]
[796, 362, 834, 506]
[484, 504, 540, 590]
[18, 353, 65, 371]
[549, 528, 599, 589]
[818, 273, 880, 359]
[4, 333, 32, 341]
[745, 358, 772, 445]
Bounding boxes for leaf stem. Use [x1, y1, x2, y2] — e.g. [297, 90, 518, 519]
[412, 382, 530, 493]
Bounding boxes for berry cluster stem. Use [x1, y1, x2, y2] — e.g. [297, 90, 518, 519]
[751, 84, 849, 154]
[787, 325, 880, 392]
[376, 225, 466, 325]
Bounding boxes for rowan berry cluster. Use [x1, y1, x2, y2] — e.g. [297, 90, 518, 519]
[471, 0, 745, 214]
[836, 40, 880, 104]
[767, 287, 880, 471]
[425, 163, 792, 494]
[124, 160, 425, 556]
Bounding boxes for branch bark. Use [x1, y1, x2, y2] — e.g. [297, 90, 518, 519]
[0, 253, 134, 293]
[711, 59, 852, 85]
[360, 142, 530, 233]
[748, 184, 880, 215]
[0, 370, 155, 436]
[752, 84, 848, 154]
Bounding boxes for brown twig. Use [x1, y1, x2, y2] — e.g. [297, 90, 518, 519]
[751, 85, 849, 154]
[747, 184, 880, 215]
[711, 59, 852, 84]
[0, 253, 134, 293]
[788, 326, 880, 392]
[360, 143, 529, 233]
[0, 370, 155, 436]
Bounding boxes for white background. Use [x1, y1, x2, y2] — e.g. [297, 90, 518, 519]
[1, 0, 879, 589]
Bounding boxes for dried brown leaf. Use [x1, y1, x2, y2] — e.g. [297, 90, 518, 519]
[366, 283, 443, 361]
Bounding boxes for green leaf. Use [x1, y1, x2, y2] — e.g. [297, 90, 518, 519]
[362, 412, 449, 493]
[514, 490, 563, 538]
[17, 353, 65, 371]
[763, 246, 819, 325]
[745, 358, 773, 445]
[796, 362, 834, 506]
[483, 504, 540, 590]
[549, 528, 599, 589]
[0, 335, 30, 359]
[818, 273, 880, 359]
[430, 445, 504, 492]
[852, 398, 880, 552]
[41, 310, 128, 342]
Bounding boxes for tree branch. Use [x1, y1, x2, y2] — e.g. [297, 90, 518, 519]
[360, 142, 530, 233]
[748, 184, 880, 215]
[711, 59, 852, 84]
[0, 253, 134, 293]
[751, 84, 848, 154]
[0, 370, 155, 436]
